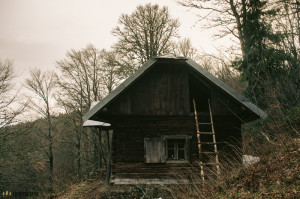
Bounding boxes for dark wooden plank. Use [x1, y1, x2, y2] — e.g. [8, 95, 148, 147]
[107, 63, 190, 116]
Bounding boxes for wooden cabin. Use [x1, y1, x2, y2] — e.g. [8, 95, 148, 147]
[83, 55, 267, 184]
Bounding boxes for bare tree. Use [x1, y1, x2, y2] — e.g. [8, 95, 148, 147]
[100, 50, 122, 93]
[112, 3, 180, 75]
[56, 44, 104, 109]
[196, 51, 248, 95]
[25, 68, 57, 186]
[173, 38, 199, 59]
[56, 44, 106, 173]
[0, 59, 16, 131]
[178, 0, 256, 57]
[274, 0, 299, 70]
[0, 59, 26, 134]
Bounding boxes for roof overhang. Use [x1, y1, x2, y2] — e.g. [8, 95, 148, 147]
[82, 120, 111, 127]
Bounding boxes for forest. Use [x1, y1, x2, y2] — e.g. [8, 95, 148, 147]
[0, 0, 299, 198]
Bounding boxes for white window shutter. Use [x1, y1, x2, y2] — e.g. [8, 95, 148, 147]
[144, 138, 166, 163]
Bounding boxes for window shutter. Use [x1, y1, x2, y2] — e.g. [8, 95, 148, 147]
[144, 138, 166, 163]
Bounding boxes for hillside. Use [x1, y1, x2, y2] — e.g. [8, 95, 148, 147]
[211, 139, 300, 198]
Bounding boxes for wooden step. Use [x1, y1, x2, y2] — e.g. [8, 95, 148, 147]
[199, 152, 218, 154]
[198, 122, 212, 125]
[200, 142, 217, 145]
[198, 132, 214, 135]
[200, 162, 220, 165]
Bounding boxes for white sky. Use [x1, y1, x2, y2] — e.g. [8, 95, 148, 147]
[0, 0, 227, 81]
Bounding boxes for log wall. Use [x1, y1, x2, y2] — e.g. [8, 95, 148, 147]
[111, 116, 242, 180]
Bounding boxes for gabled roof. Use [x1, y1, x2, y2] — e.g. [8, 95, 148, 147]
[83, 56, 267, 121]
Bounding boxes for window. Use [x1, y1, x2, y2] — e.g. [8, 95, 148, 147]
[167, 139, 186, 160]
[144, 135, 191, 163]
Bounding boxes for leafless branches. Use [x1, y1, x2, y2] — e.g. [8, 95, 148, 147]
[56, 44, 105, 114]
[100, 50, 122, 93]
[173, 38, 199, 60]
[25, 68, 56, 118]
[178, 0, 240, 39]
[56, 44, 119, 173]
[25, 68, 57, 181]
[0, 59, 26, 134]
[112, 3, 180, 74]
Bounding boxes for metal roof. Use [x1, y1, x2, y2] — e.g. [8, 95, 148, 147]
[83, 56, 267, 121]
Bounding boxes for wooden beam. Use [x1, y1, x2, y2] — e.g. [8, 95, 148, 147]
[105, 131, 114, 186]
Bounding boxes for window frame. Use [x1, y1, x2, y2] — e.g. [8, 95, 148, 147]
[166, 139, 186, 160]
[162, 135, 191, 163]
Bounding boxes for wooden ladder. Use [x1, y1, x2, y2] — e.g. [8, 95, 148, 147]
[193, 98, 221, 181]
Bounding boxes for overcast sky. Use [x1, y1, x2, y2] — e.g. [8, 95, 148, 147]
[0, 0, 225, 81]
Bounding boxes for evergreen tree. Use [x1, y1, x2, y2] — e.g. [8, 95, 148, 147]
[235, 0, 293, 108]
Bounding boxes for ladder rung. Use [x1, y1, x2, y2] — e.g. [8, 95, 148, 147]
[200, 162, 220, 165]
[198, 132, 214, 135]
[200, 142, 216, 144]
[199, 152, 218, 154]
[198, 122, 212, 125]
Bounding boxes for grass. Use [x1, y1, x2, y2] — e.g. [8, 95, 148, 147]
[56, 180, 171, 199]
[213, 138, 300, 198]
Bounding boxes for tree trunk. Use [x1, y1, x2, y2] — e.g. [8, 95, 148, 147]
[76, 142, 81, 174]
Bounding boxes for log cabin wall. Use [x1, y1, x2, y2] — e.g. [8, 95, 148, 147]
[111, 116, 242, 179]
